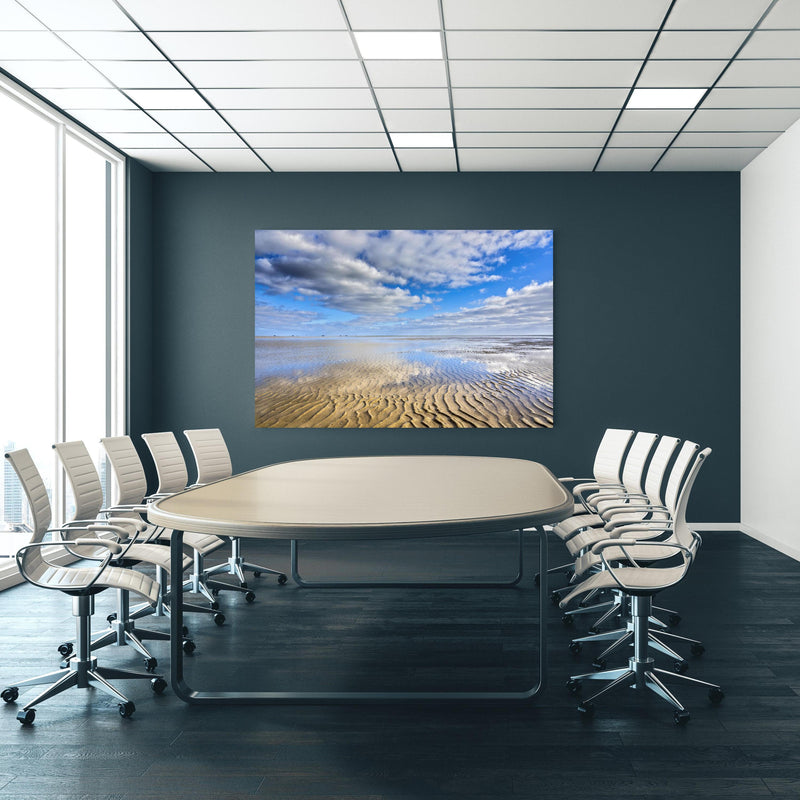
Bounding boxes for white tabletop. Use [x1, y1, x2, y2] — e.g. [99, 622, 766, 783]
[148, 455, 572, 540]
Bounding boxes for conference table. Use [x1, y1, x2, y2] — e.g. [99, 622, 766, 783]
[147, 455, 573, 705]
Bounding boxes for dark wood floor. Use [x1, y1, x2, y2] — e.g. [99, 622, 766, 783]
[0, 530, 798, 799]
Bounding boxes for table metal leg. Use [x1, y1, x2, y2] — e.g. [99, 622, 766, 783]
[290, 531, 525, 589]
[171, 527, 548, 704]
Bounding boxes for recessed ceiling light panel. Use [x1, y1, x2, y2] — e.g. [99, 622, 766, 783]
[390, 132, 452, 148]
[354, 31, 442, 60]
[627, 88, 706, 108]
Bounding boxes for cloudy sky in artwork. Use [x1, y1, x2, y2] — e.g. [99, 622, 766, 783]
[255, 229, 553, 337]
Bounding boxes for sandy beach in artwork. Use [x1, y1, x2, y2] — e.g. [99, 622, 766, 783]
[255, 336, 553, 429]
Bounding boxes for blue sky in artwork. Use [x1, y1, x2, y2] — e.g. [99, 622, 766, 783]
[255, 229, 553, 337]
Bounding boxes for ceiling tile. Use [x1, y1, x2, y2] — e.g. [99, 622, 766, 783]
[655, 146, 764, 170]
[637, 60, 728, 88]
[665, 0, 773, 30]
[374, 88, 450, 108]
[243, 132, 389, 148]
[686, 107, 800, 131]
[456, 131, 607, 147]
[675, 130, 782, 147]
[365, 60, 447, 88]
[118, 0, 347, 30]
[458, 147, 601, 170]
[761, 1, 800, 27]
[702, 87, 800, 108]
[191, 149, 268, 171]
[0, 60, 112, 88]
[445, 31, 653, 60]
[177, 60, 368, 89]
[649, 30, 747, 60]
[0, 0, 46, 29]
[93, 60, 191, 89]
[102, 131, 183, 148]
[382, 108, 452, 132]
[223, 108, 385, 132]
[17, 0, 137, 30]
[455, 108, 617, 132]
[615, 109, 694, 131]
[125, 147, 212, 171]
[719, 59, 800, 87]
[608, 131, 677, 147]
[125, 89, 211, 109]
[738, 31, 800, 59]
[67, 108, 165, 133]
[451, 87, 628, 109]
[343, 0, 442, 30]
[596, 148, 664, 171]
[203, 88, 374, 109]
[146, 108, 233, 132]
[0, 31, 78, 58]
[176, 132, 248, 147]
[255, 148, 399, 171]
[442, 0, 670, 30]
[58, 31, 164, 60]
[396, 148, 457, 171]
[449, 60, 640, 88]
[39, 87, 138, 110]
[150, 31, 358, 61]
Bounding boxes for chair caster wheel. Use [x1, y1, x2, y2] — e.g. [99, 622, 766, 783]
[182, 638, 196, 654]
[668, 614, 681, 626]
[592, 658, 606, 671]
[151, 677, 167, 695]
[566, 679, 581, 695]
[57, 642, 73, 657]
[691, 643, 706, 656]
[2, 687, 19, 703]
[709, 687, 725, 704]
[673, 710, 690, 725]
[213, 612, 225, 626]
[245, 591, 256, 603]
[561, 614, 574, 627]
[210, 601, 220, 611]
[17, 709, 35, 725]
[577, 701, 595, 717]
[253, 571, 262, 578]
[569, 642, 582, 655]
[106, 613, 117, 624]
[674, 660, 688, 674]
[278, 574, 288, 585]
[118, 701, 135, 718]
[144, 657, 158, 673]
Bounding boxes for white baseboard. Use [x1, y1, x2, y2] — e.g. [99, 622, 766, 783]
[737, 523, 800, 562]
[691, 523, 743, 532]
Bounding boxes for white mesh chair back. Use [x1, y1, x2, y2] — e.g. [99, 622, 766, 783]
[141, 432, 189, 495]
[664, 441, 701, 515]
[100, 436, 148, 507]
[4, 449, 51, 542]
[671, 447, 712, 551]
[591, 428, 634, 485]
[619, 432, 658, 494]
[184, 428, 232, 485]
[642, 435, 681, 506]
[53, 441, 104, 522]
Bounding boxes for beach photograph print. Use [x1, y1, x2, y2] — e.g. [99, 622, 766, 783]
[255, 229, 553, 429]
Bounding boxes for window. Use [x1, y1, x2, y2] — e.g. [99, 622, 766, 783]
[0, 75, 125, 582]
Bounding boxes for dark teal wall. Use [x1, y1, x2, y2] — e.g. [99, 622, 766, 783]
[136, 170, 740, 521]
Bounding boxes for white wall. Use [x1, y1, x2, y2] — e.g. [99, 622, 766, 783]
[741, 118, 800, 560]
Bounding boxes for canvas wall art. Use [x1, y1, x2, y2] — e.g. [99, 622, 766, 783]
[255, 229, 553, 429]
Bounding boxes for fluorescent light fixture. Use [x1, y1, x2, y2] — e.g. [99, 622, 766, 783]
[627, 88, 706, 109]
[390, 132, 453, 148]
[354, 31, 442, 60]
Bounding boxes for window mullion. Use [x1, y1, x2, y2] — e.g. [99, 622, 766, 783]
[54, 122, 67, 526]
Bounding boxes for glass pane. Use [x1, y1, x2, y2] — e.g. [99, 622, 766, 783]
[64, 134, 111, 513]
[0, 90, 58, 550]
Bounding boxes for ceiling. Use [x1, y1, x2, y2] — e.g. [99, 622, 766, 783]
[1, 0, 798, 173]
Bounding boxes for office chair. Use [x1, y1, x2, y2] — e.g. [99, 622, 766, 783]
[561, 447, 723, 723]
[2, 450, 166, 724]
[183, 428, 287, 589]
[101, 434, 228, 620]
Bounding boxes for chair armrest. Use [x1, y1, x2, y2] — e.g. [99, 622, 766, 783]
[16, 539, 120, 590]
